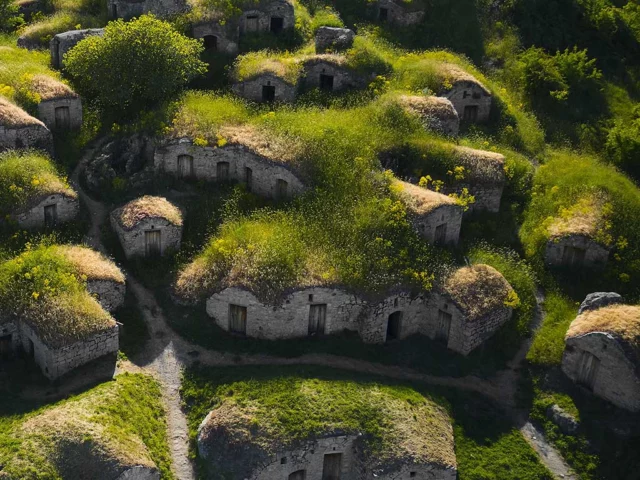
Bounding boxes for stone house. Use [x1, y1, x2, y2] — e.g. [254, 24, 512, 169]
[50, 28, 104, 69]
[544, 196, 610, 270]
[374, 0, 426, 26]
[56, 245, 126, 312]
[440, 146, 506, 213]
[107, 0, 187, 20]
[315, 26, 355, 54]
[29, 75, 82, 130]
[238, 0, 295, 35]
[232, 72, 298, 103]
[394, 179, 463, 246]
[425, 264, 514, 355]
[301, 55, 365, 93]
[111, 196, 183, 259]
[154, 127, 307, 199]
[0, 97, 53, 153]
[398, 95, 460, 136]
[439, 64, 492, 123]
[12, 190, 79, 229]
[360, 290, 429, 344]
[192, 18, 240, 54]
[562, 302, 640, 412]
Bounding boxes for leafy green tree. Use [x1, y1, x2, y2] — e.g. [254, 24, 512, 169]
[0, 0, 24, 32]
[64, 15, 207, 119]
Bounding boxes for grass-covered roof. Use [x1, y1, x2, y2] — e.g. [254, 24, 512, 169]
[0, 150, 76, 217]
[393, 179, 457, 215]
[55, 245, 125, 284]
[29, 74, 78, 101]
[0, 244, 116, 348]
[192, 371, 456, 474]
[0, 96, 42, 127]
[0, 373, 172, 479]
[231, 51, 303, 84]
[397, 94, 459, 122]
[547, 193, 610, 242]
[112, 195, 183, 231]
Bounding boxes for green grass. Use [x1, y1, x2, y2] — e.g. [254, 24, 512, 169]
[114, 290, 150, 359]
[18, 11, 105, 47]
[0, 373, 173, 479]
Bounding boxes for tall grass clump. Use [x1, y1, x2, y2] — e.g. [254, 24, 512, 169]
[17, 11, 105, 47]
[527, 292, 578, 366]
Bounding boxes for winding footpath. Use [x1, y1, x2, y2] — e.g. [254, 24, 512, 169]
[69, 142, 578, 480]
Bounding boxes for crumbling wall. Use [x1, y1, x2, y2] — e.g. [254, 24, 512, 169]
[87, 279, 126, 312]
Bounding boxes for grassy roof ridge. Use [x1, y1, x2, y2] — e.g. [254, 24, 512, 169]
[29, 74, 78, 101]
[55, 245, 125, 284]
[112, 195, 183, 230]
[0, 96, 42, 127]
[547, 193, 610, 242]
[231, 50, 303, 84]
[393, 178, 457, 215]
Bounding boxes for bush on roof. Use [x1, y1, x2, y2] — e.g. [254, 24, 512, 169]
[64, 15, 207, 119]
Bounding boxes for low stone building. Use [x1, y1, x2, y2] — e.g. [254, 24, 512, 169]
[232, 71, 298, 103]
[50, 28, 104, 69]
[544, 196, 610, 270]
[562, 301, 640, 412]
[394, 179, 463, 246]
[301, 55, 364, 93]
[398, 95, 460, 136]
[238, 0, 295, 35]
[197, 376, 457, 480]
[374, 0, 425, 26]
[442, 146, 506, 213]
[110, 195, 183, 259]
[0, 97, 53, 153]
[193, 18, 240, 54]
[361, 290, 429, 344]
[439, 64, 492, 123]
[154, 126, 307, 199]
[425, 264, 515, 355]
[56, 245, 126, 312]
[12, 190, 79, 229]
[108, 0, 187, 20]
[315, 26, 355, 54]
[29, 75, 82, 130]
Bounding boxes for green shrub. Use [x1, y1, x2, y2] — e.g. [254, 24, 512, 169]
[527, 292, 577, 366]
[65, 15, 206, 119]
[0, 0, 23, 32]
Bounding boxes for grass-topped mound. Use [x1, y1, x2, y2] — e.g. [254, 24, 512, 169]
[566, 304, 640, 355]
[0, 96, 42, 127]
[0, 244, 115, 348]
[186, 368, 456, 477]
[0, 150, 76, 217]
[112, 195, 183, 230]
[55, 245, 125, 284]
[231, 51, 303, 84]
[0, 373, 173, 479]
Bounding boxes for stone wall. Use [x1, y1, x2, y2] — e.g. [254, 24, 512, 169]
[87, 279, 126, 312]
[441, 182, 503, 213]
[108, 0, 186, 20]
[376, 0, 425, 26]
[37, 97, 83, 130]
[315, 27, 355, 54]
[365, 461, 457, 480]
[232, 75, 297, 103]
[154, 140, 306, 199]
[361, 292, 428, 344]
[239, 0, 295, 34]
[18, 321, 119, 380]
[115, 466, 160, 480]
[193, 22, 239, 55]
[50, 29, 104, 69]
[0, 123, 53, 153]
[443, 82, 492, 123]
[206, 287, 365, 339]
[0, 321, 22, 355]
[412, 204, 463, 246]
[457, 307, 512, 355]
[301, 61, 363, 92]
[562, 332, 640, 412]
[14, 193, 79, 229]
[111, 216, 182, 259]
[545, 235, 610, 269]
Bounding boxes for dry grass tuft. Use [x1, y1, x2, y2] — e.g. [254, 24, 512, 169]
[444, 264, 514, 321]
[393, 179, 456, 215]
[113, 195, 183, 230]
[548, 194, 608, 240]
[29, 74, 78, 101]
[566, 304, 640, 347]
[452, 146, 506, 183]
[219, 124, 304, 165]
[0, 96, 43, 127]
[55, 245, 125, 284]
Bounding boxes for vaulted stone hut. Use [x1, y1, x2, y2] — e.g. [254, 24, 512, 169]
[12, 189, 79, 229]
[398, 95, 460, 136]
[28, 75, 82, 130]
[56, 246, 126, 312]
[374, 0, 426, 25]
[50, 28, 104, 69]
[107, 0, 187, 20]
[301, 54, 365, 93]
[193, 17, 240, 54]
[438, 64, 492, 123]
[111, 196, 183, 259]
[315, 26, 355, 54]
[544, 195, 610, 270]
[426, 264, 515, 355]
[238, 0, 295, 35]
[232, 68, 298, 103]
[443, 146, 506, 213]
[562, 303, 640, 412]
[154, 126, 307, 199]
[0, 97, 52, 153]
[361, 289, 428, 344]
[394, 179, 463, 246]
[197, 376, 457, 480]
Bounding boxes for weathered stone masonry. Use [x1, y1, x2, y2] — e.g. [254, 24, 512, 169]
[14, 193, 79, 229]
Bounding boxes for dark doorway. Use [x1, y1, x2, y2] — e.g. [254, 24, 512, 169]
[111, 3, 117, 18]
[386, 311, 402, 342]
[320, 74, 334, 91]
[577, 350, 600, 390]
[27, 338, 35, 359]
[246, 15, 258, 32]
[203, 35, 218, 51]
[0, 335, 12, 359]
[276, 179, 288, 199]
[270, 16, 284, 33]
[54, 106, 70, 129]
[44, 204, 57, 227]
[145, 230, 162, 257]
[308, 304, 327, 336]
[178, 154, 194, 178]
[322, 453, 342, 480]
[436, 309, 452, 344]
[289, 470, 306, 480]
[52, 39, 60, 68]
[229, 304, 247, 335]
[245, 167, 253, 192]
[262, 85, 276, 102]
[463, 105, 479, 122]
[379, 7, 388, 21]
[217, 161, 230, 181]
[434, 223, 447, 245]
[562, 246, 586, 268]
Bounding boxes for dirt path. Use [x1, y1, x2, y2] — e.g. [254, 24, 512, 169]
[521, 421, 579, 480]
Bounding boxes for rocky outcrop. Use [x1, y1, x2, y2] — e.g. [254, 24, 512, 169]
[315, 27, 355, 53]
[546, 404, 579, 436]
[578, 292, 623, 315]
